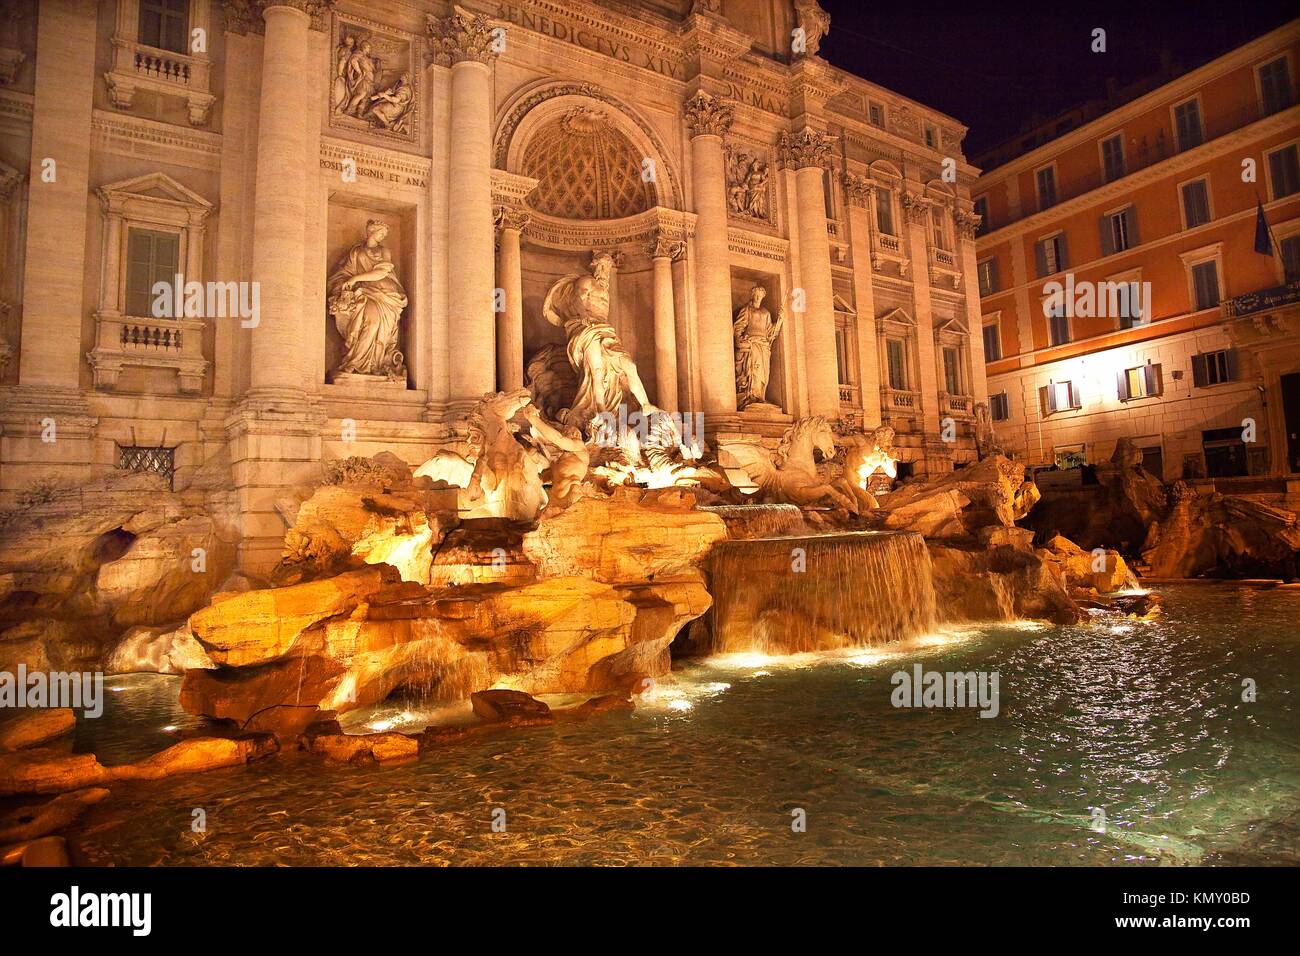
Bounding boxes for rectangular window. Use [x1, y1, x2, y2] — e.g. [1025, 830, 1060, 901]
[1282, 235, 1300, 283]
[989, 392, 1009, 421]
[835, 326, 850, 386]
[1101, 206, 1138, 255]
[1054, 443, 1086, 468]
[886, 338, 907, 390]
[1048, 307, 1070, 347]
[977, 258, 998, 297]
[139, 0, 188, 55]
[1267, 144, 1300, 200]
[1259, 56, 1294, 115]
[1191, 260, 1220, 310]
[1101, 134, 1126, 182]
[973, 196, 989, 236]
[1035, 166, 1057, 209]
[982, 322, 1002, 361]
[1036, 233, 1068, 277]
[1118, 363, 1163, 401]
[124, 227, 181, 318]
[875, 187, 895, 236]
[1173, 100, 1203, 152]
[1192, 349, 1237, 387]
[1181, 179, 1211, 228]
[1044, 381, 1080, 414]
[942, 347, 962, 395]
[869, 103, 884, 127]
[118, 444, 177, 490]
[924, 125, 938, 148]
[930, 207, 949, 251]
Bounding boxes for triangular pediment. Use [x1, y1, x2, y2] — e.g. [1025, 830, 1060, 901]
[877, 307, 915, 326]
[97, 172, 212, 210]
[833, 293, 856, 314]
[935, 315, 969, 336]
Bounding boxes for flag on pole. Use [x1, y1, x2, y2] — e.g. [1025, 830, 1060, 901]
[1254, 200, 1275, 256]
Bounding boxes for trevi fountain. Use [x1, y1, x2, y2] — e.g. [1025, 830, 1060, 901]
[2, 246, 1297, 870]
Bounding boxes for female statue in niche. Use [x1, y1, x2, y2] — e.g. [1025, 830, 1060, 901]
[733, 285, 784, 409]
[327, 219, 408, 380]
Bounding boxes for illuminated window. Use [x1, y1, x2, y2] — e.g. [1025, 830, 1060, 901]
[1043, 380, 1080, 414]
[1118, 363, 1163, 401]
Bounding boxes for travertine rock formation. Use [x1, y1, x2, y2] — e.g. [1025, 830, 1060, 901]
[179, 487, 726, 738]
[878, 455, 1039, 539]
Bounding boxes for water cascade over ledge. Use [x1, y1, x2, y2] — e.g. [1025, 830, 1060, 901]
[701, 531, 938, 655]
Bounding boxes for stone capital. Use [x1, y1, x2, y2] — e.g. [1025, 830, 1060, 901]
[493, 204, 531, 234]
[426, 6, 502, 67]
[683, 90, 734, 138]
[841, 172, 873, 208]
[777, 127, 836, 170]
[222, 0, 334, 35]
[647, 232, 686, 261]
[900, 191, 932, 224]
[955, 209, 982, 240]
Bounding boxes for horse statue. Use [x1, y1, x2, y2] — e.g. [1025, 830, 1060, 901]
[718, 416, 859, 512]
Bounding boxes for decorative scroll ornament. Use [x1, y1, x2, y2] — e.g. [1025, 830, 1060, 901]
[841, 172, 873, 207]
[777, 127, 835, 170]
[426, 5, 500, 67]
[900, 191, 931, 224]
[683, 90, 734, 138]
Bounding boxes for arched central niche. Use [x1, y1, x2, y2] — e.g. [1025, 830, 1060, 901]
[495, 84, 686, 408]
[521, 107, 655, 220]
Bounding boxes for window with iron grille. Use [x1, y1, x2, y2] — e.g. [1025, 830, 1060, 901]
[118, 445, 176, 489]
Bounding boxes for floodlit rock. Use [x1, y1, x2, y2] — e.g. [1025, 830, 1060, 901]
[523, 488, 727, 583]
[471, 689, 553, 723]
[0, 708, 76, 751]
[1142, 484, 1300, 579]
[1042, 534, 1138, 593]
[928, 543, 1080, 624]
[306, 731, 419, 764]
[13, 836, 70, 867]
[104, 623, 215, 675]
[0, 750, 112, 795]
[112, 734, 278, 782]
[0, 787, 110, 843]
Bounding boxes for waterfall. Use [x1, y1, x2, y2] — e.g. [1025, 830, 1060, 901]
[703, 531, 938, 655]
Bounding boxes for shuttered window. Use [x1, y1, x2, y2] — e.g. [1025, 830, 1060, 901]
[982, 323, 1002, 361]
[1101, 134, 1126, 182]
[977, 258, 999, 296]
[1191, 349, 1238, 387]
[125, 228, 181, 318]
[1173, 100, 1203, 152]
[1191, 260, 1220, 311]
[886, 338, 907, 390]
[1268, 144, 1299, 200]
[1181, 179, 1211, 228]
[1258, 57, 1294, 115]
[989, 392, 1009, 421]
[1035, 166, 1057, 209]
[875, 187, 895, 236]
[1035, 233, 1068, 277]
[1100, 206, 1138, 255]
[1118, 363, 1163, 401]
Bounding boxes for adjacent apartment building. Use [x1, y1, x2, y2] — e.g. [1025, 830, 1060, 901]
[973, 21, 1300, 481]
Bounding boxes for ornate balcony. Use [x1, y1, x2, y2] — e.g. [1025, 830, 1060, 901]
[881, 386, 921, 414]
[105, 0, 215, 126]
[940, 391, 975, 419]
[88, 313, 209, 393]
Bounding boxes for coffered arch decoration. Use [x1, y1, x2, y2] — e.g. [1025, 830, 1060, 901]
[495, 82, 684, 214]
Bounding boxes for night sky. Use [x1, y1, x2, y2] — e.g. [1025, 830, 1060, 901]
[818, 0, 1298, 162]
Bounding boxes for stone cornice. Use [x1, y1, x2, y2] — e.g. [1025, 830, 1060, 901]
[426, 5, 502, 67]
[490, 169, 539, 207]
[92, 110, 223, 170]
[728, 225, 790, 263]
[319, 137, 432, 181]
[494, 0, 687, 68]
[977, 105, 1300, 245]
[524, 205, 696, 253]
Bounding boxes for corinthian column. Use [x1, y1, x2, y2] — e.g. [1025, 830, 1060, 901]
[780, 126, 839, 419]
[683, 90, 737, 417]
[428, 8, 499, 404]
[494, 205, 528, 391]
[246, 0, 324, 404]
[648, 233, 685, 412]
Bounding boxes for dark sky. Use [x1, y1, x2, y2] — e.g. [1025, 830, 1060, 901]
[818, 0, 1298, 160]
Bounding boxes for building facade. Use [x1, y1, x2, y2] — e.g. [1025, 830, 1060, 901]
[0, 0, 987, 569]
[974, 22, 1300, 482]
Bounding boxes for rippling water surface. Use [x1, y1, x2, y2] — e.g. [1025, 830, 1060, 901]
[62, 585, 1300, 865]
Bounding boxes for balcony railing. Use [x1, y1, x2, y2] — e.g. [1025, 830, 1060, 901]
[941, 392, 975, 418]
[1225, 280, 1300, 318]
[882, 386, 921, 412]
[838, 383, 859, 405]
